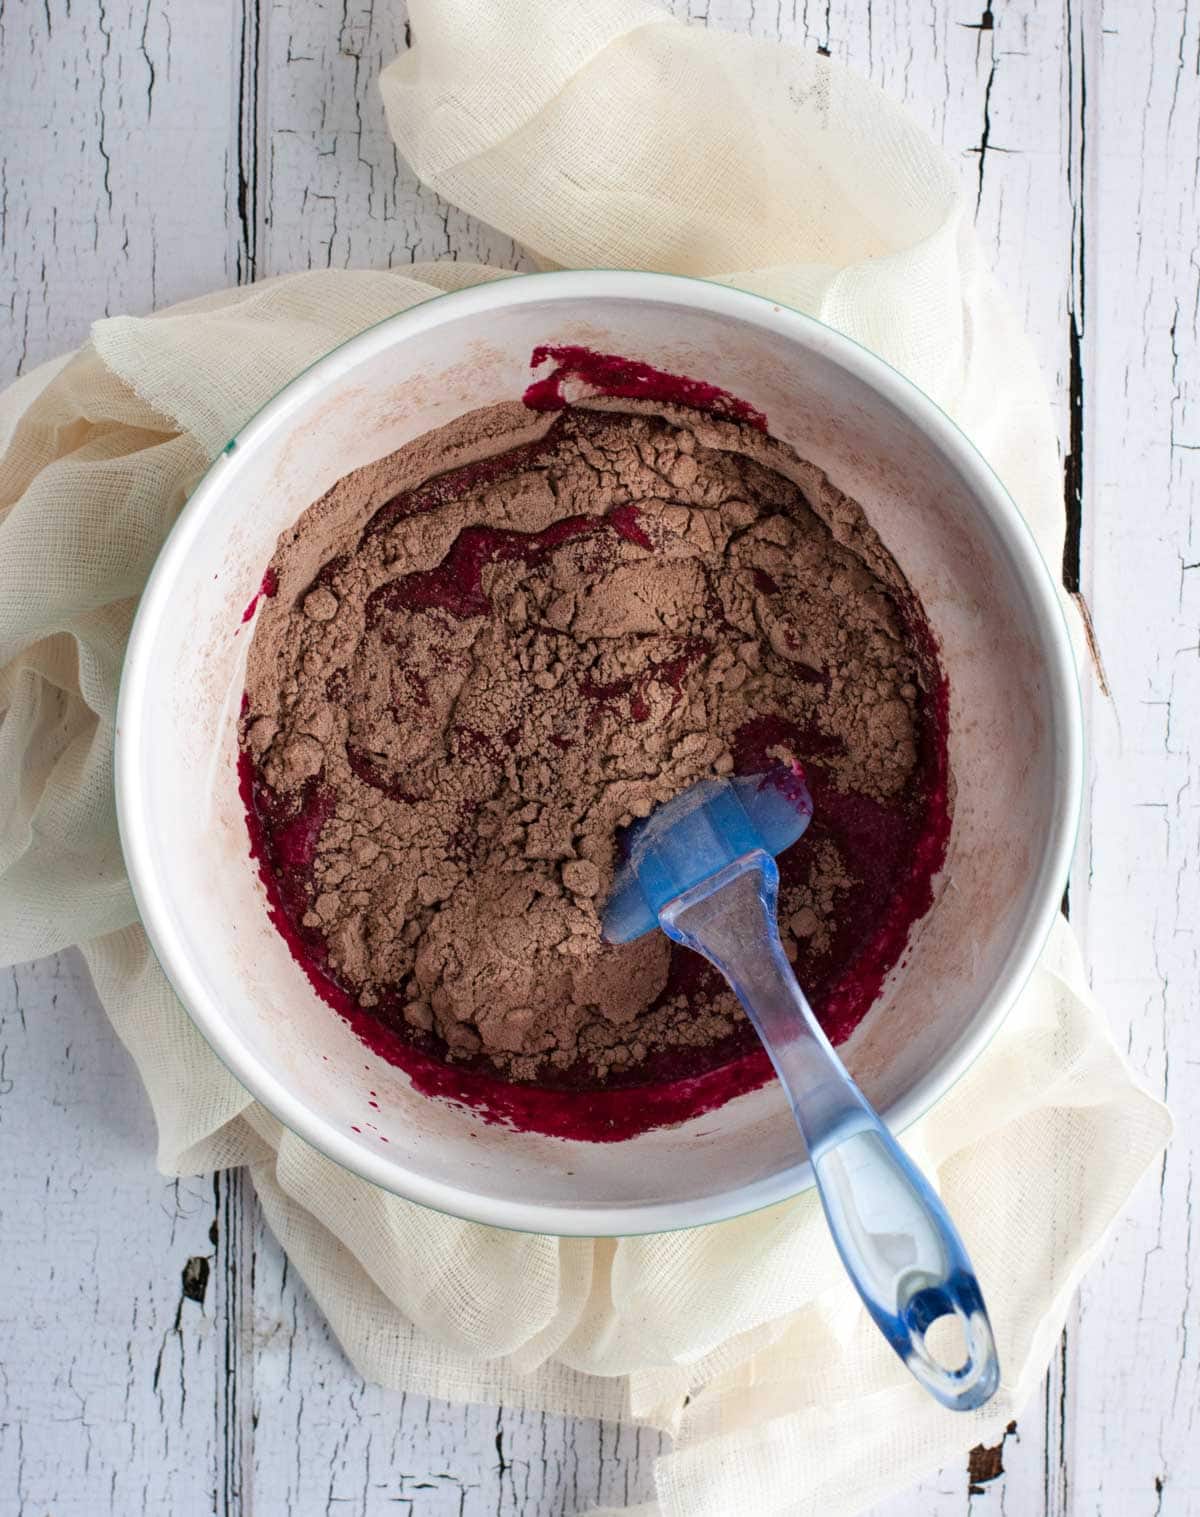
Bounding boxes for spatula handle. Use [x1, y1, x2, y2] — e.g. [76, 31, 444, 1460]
[659, 850, 1000, 1412]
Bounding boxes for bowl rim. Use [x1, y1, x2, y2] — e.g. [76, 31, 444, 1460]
[115, 268, 1083, 1236]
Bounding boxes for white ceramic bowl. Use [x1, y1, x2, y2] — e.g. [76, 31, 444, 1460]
[116, 271, 1081, 1235]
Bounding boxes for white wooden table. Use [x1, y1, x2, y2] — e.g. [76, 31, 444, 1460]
[2, 2, 1195, 1512]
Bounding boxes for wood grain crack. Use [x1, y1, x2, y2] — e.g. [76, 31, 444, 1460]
[1062, 0, 1087, 594]
[236, 0, 263, 282]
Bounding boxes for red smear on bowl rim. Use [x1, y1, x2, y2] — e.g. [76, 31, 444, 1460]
[523, 343, 769, 431]
[241, 566, 279, 623]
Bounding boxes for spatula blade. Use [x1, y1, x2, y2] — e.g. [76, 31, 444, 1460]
[601, 766, 812, 943]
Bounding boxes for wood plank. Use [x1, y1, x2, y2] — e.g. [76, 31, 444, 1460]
[696, 3, 1074, 1511]
[0, 955, 224, 1515]
[1063, 1, 1200, 1512]
[244, 3, 660, 1505]
[828, 3, 1077, 1508]
[0, 0, 241, 382]
[0, 3, 250, 1512]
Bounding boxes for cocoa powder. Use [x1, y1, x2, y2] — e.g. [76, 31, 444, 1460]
[241, 401, 928, 1084]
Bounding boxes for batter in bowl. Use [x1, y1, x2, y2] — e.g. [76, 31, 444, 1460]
[238, 352, 950, 1137]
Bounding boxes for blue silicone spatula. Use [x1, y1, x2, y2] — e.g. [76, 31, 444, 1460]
[603, 770, 1000, 1411]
